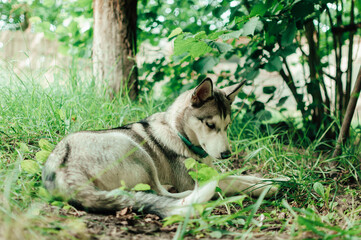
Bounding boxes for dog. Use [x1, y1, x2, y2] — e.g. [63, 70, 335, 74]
[42, 78, 279, 218]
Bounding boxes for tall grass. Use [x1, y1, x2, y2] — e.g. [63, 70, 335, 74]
[1, 58, 361, 239]
[0, 59, 168, 239]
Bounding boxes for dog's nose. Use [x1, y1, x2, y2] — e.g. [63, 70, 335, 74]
[220, 150, 231, 159]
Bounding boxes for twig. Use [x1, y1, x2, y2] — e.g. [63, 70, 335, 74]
[280, 58, 305, 115]
[332, 23, 361, 34]
[323, 71, 336, 80]
[332, 66, 361, 158]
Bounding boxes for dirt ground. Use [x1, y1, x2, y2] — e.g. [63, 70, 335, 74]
[46, 205, 289, 240]
[41, 181, 361, 240]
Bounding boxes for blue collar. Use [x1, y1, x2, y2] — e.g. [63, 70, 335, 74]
[177, 133, 208, 158]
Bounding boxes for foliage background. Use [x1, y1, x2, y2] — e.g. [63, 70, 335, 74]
[2, 0, 361, 141]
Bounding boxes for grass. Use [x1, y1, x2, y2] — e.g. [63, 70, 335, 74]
[1, 59, 361, 239]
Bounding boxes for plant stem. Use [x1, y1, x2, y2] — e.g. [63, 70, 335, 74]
[345, 0, 355, 109]
[279, 59, 305, 115]
[332, 66, 361, 157]
[304, 20, 326, 126]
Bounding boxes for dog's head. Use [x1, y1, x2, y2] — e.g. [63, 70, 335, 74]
[183, 78, 245, 159]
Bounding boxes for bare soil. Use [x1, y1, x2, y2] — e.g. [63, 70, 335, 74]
[41, 180, 361, 240]
[44, 203, 290, 239]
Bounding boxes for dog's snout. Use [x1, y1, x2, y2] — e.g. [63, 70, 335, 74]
[220, 150, 231, 159]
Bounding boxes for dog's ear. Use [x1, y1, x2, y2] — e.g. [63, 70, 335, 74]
[191, 78, 213, 105]
[223, 80, 247, 103]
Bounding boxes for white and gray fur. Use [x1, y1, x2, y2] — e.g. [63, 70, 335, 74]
[42, 78, 279, 218]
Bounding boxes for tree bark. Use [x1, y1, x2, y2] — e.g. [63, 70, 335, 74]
[333, 66, 361, 158]
[93, 0, 138, 99]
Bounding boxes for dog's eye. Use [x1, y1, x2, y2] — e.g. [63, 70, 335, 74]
[206, 122, 216, 129]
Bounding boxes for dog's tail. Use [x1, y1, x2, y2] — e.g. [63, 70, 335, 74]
[65, 180, 217, 218]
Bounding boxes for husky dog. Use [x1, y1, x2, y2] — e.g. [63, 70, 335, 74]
[42, 78, 279, 218]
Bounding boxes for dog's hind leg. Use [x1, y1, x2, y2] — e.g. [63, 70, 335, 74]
[218, 175, 281, 197]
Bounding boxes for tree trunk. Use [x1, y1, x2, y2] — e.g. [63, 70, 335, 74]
[93, 0, 138, 99]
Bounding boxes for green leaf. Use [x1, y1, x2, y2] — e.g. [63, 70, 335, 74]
[132, 183, 151, 191]
[19, 142, 30, 153]
[242, 17, 260, 36]
[168, 27, 183, 39]
[213, 5, 229, 18]
[189, 41, 212, 58]
[279, 43, 298, 57]
[208, 41, 233, 54]
[250, 3, 268, 17]
[193, 56, 218, 74]
[38, 186, 51, 200]
[243, 69, 260, 80]
[219, 30, 243, 40]
[39, 139, 55, 151]
[313, 182, 325, 199]
[232, 218, 246, 225]
[281, 22, 297, 47]
[163, 215, 184, 226]
[189, 166, 218, 184]
[276, 96, 289, 107]
[173, 36, 195, 56]
[36, 150, 51, 163]
[21, 160, 41, 175]
[291, 1, 315, 20]
[51, 201, 64, 207]
[209, 231, 222, 238]
[194, 31, 207, 39]
[184, 158, 196, 170]
[256, 110, 272, 121]
[208, 30, 227, 40]
[265, 32, 277, 45]
[263, 86, 277, 94]
[264, 55, 283, 72]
